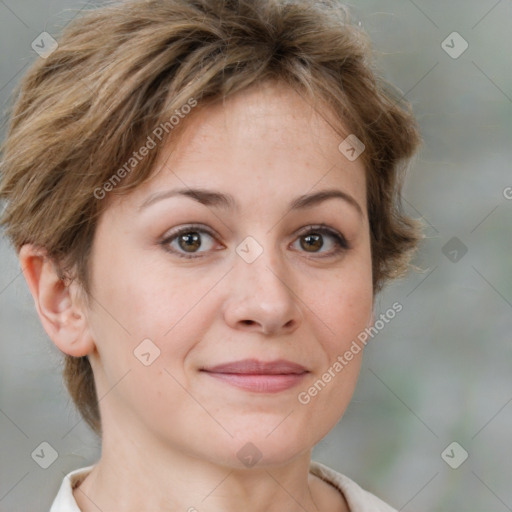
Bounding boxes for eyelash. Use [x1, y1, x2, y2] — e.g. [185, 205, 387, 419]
[159, 223, 350, 260]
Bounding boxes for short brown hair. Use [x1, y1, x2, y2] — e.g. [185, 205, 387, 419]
[0, 0, 422, 437]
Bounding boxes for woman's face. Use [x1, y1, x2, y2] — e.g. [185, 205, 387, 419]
[84, 80, 373, 467]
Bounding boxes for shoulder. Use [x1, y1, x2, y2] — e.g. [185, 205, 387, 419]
[309, 460, 398, 512]
[49, 465, 94, 512]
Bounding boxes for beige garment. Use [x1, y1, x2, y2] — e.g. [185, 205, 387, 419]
[50, 460, 398, 511]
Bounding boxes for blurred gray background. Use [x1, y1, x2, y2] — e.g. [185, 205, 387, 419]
[1, 1, 511, 511]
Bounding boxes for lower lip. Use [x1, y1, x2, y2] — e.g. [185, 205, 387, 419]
[203, 372, 307, 393]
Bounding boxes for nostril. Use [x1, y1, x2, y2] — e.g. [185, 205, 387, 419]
[242, 320, 255, 326]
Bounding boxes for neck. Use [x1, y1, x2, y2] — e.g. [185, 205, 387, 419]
[73, 417, 337, 512]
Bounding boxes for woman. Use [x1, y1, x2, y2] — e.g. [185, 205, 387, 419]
[0, 0, 422, 510]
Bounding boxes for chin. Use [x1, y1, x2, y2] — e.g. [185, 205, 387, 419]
[224, 429, 312, 469]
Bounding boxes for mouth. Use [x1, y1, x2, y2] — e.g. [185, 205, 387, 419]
[200, 358, 309, 393]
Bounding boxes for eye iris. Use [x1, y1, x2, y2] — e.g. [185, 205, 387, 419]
[179, 232, 201, 252]
[301, 233, 323, 252]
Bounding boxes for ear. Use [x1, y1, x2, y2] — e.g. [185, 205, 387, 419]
[19, 244, 95, 357]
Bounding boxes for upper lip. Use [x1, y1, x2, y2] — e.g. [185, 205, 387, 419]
[201, 358, 308, 375]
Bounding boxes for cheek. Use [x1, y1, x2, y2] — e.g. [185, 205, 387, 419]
[320, 254, 373, 344]
[87, 249, 219, 374]
[89, 247, 173, 333]
[303, 264, 372, 423]
[325, 257, 372, 395]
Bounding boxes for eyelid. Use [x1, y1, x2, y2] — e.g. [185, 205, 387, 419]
[159, 223, 350, 259]
[159, 223, 227, 261]
[294, 223, 348, 245]
[291, 224, 350, 255]
[159, 223, 222, 250]
[160, 223, 218, 242]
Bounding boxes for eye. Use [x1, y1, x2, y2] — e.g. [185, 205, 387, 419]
[159, 224, 221, 259]
[291, 225, 349, 257]
[159, 223, 349, 260]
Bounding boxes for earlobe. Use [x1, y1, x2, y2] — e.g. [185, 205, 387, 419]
[19, 244, 95, 357]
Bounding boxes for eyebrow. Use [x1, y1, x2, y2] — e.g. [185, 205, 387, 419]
[139, 187, 364, 216]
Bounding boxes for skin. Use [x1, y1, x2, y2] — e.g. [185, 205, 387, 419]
[20, 80, 374, 512]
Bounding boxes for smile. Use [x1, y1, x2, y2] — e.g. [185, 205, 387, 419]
[200, 358, 309, 393]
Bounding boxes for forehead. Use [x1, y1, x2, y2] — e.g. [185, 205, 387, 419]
[112, 81, 367, 217]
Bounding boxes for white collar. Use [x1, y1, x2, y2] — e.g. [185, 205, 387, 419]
[49, 461, 398, 511]
[49, 465, 94, 512]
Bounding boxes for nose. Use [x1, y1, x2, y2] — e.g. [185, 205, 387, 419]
[222, 245, 303, 336]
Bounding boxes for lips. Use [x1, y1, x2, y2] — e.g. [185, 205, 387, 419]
[201, 358, 308, 375]
[200, 359, 309, 393]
